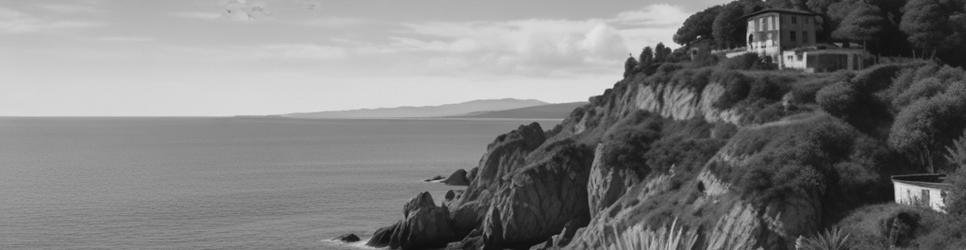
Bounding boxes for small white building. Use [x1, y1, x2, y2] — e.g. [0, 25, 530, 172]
[781, 44, 870, 72]
[892, 174, 950, 213]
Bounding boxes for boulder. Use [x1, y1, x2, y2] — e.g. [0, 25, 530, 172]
[442, 169, 471, 186]
[425, 175, 445, 182]
[370, 192, 459, 249]
[333, 233, 360, 243]
[481, 142, 594, 249]
[403, 192, 437, 217]
[464, 123, 546, 201]
[367, 224, 397, 247]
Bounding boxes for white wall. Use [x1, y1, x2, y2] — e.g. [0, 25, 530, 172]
[894, 181, 947, 213]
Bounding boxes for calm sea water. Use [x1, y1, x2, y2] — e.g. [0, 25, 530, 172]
[0, 117, 558, 250]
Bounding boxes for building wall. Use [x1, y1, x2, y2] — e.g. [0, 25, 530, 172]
[747, 12, 819, 67]
[747, 13, 781, 61]
[776, 14, 817, 49]
[781, 49, 868, 72]
[894, 181, 948, 213]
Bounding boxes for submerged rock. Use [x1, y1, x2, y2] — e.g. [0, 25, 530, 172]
[442, 169, 470, 186]
[333, 233, 360, 243]
[367, 224, 397, 247]
[425, 175, 445, 182]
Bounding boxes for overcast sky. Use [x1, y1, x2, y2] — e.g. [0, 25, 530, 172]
[1, 0, 728, 116]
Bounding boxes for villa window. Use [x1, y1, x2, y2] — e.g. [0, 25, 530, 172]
[792, 16, 797, 24]
[763, 18, 768, 31]
[790, 31, 797, 41]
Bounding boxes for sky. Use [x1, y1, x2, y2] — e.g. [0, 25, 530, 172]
[1, 0, 729, 116]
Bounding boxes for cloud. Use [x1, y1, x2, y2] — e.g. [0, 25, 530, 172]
[170, 0, 270, 22]
[170, 11, 222, 20]
[36, 3, 102, 14]
[299, 17, 367, 28]
[611, 4, 689, 27]
[0, 7, 103, 33]
[98, 36, 155, 42]
[370, 4, 688, 77]
[259, 43, 348, 60]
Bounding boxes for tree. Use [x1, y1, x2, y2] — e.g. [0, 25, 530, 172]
[805, 0, 836, 14]
[900, 0, 949, 58]
[654, 43, 671, 63]
[673, 6, 722, 46]
[624, 55, 639, 78]
[831, 3, 887, 48]
[638, 47, 654, 69]
[816, 82, 858, 119]
[713, 2, 746, 49]
[889, 94, 966, 172]
[945, 131, 966, 215]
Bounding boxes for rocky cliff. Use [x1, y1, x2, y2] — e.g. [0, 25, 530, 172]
[366, 63, 900, 249]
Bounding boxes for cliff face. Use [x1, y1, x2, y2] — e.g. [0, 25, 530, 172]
[370, 64, 895, 250]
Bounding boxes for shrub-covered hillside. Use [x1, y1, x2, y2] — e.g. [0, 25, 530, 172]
[672, 0, 966, 66]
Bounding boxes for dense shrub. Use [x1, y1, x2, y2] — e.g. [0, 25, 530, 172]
[837, 204, 946, 250]
[714, 115, 890, 208]
[719, 53, 776, 70]
[889, 93, 966, 172]
[816, 82, 858, 119]
[892, 77, 945, 107]
[712, 71, 750, 108]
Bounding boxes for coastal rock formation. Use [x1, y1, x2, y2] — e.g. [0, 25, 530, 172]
[442, 169, 470, 186]
[480, 142, 594, 248]
[363, 63, 916, 249]
[334, 233, 360, 243]
[367, 192, 457, 249]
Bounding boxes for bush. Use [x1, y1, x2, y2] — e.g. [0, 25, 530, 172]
[719, 53, 776, 70]
[609, 218, 698, 250]
[892, 77, 945, 107]
[717, 115, 888, 207]
[816, 82, 858, 119]
[712, 71, 751, 108]
[837, 204, 946, 250]
[797, 227, 854, 250]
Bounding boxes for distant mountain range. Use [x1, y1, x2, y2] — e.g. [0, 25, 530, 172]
[282, 98, 579, 119]
[453, 102, 586, 119]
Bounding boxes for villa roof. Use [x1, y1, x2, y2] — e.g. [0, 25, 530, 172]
[892, 174, 951, 190]
[743, 9, 819, 19]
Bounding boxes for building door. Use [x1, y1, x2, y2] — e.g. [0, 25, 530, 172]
[922, 189, 930, 206]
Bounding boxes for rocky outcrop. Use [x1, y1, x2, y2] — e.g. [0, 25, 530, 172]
[443, 169, 471, 186]
[481, 142, 594, 248]
[465, 122, 546, 201]
[334, 233, 360, 243]
[586, 143, 643, 215]
[367, 192, 458, 249]
[634, 81, 742, 125]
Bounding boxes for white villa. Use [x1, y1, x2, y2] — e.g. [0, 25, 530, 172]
[720, 9, 871, 72]
[892, 174, 950, 213]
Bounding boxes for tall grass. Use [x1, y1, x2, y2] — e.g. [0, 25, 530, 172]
[797, 227, 854, 250]
[608, 218, 699, 250]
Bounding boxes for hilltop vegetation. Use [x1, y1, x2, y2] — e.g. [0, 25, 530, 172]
[673, 0, 966, 66]
[364, 1, 966, 249]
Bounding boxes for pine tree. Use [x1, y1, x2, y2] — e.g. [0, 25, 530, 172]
[673, 6, 722, 45]
[900, 0, 949, 58]
[713, 1, 751, 49]
[624, 55, 639, 78]
[832, 3, 887, 48]
[638, 47, 654, 69]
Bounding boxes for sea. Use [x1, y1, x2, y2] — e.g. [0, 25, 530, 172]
[0, 117, 559, 250]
